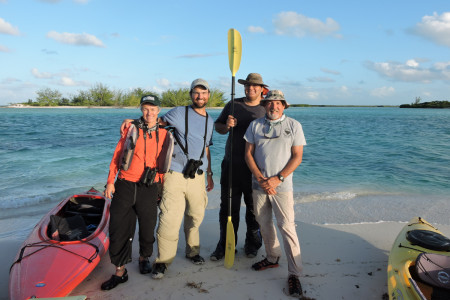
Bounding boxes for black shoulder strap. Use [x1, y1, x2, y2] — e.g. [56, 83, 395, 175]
[172, 106, 208, 160]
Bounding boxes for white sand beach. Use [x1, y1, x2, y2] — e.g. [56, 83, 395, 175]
[4, 212, 450, 300]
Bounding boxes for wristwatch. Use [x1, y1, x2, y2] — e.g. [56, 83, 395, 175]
[277, 174, 284, 182]
[207, 171, 213, 176]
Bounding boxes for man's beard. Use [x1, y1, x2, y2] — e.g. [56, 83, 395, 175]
[192, 101, 207, 109]
[266, 110, 281, 120]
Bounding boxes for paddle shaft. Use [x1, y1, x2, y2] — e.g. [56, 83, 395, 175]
[228, 76, 236, 217]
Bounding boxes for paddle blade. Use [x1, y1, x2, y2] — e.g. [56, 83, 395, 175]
[228, 28, 242, 76]
[224, 216, 235, 269]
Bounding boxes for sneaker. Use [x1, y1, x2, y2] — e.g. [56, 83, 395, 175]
[139, 258, 152, 274]
[245, 229, 262, 258]
[288, 275, 303, 297]
[244, 245, 258, 258]
[101, 269, 128, 290]
[187, 254, 205, 265]
[151, 263, 167, 279]
[251, 258, 279, 271]
[210, 245, 225, 261]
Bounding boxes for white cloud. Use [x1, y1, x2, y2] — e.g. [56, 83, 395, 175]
[411, 12, 450, 47]
[365, 59, 450, 82]
[307, 76, 335, 83]
[46, 31, 105, 47]
[405, 59, 419, 67]
[273, 11, 341, 38]
[370, 86, 395, 98]
[1, 77, 20, 84]
[59, 76, 77, 86]
[0, 18, 20, 35]
[306, 91, 320, 99]
[248, 26, 265, 34]
[31, 68, 54, 79]
[156, 78, 171, 89]
[0, 44, 11, 52]
[321, 68, 341, 75]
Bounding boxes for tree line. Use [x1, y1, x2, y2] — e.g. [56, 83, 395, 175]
[23, 83, 227, 107]
[400, 97, 450, 109]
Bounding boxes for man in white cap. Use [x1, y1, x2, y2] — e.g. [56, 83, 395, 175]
[244, 90, 306, 297]
[151, 79, 215, 279]
[211, 73, 267, 261]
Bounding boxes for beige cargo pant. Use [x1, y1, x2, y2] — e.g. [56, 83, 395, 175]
[253, 189, 303, 276]
[155, 171, 208, 265]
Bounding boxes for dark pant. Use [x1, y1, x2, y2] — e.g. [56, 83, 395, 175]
[109, 178, 158, 267]
[217, 159, 261, 251]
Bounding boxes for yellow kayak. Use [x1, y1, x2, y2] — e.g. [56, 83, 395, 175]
[388, 217, 450, 300]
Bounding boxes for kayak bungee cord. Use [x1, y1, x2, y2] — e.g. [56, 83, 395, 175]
[9, 239, 99, 273]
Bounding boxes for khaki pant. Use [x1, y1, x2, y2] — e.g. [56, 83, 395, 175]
[253, 189, 303, 276]
[155, 171, 208, 265]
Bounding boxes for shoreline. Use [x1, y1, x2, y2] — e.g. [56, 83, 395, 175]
[2, 105, 224, 109]
[2, 105, 399, 109]
[4, 209, 450, 299]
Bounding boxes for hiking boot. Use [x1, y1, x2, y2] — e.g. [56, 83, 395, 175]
[251, 258, 279, 271]
[151, 263, 167, 279]
[187, 254, 205, 265]
[245, 229, 262, 258]
[101, 269, 128, 290]
[288, 275, 303, 297]
[139, 258, 152, 274]
[210, 244, 225, 261]
[244, 244, 258, 258]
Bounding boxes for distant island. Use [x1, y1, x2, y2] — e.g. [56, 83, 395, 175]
[400, 97, 450, 109]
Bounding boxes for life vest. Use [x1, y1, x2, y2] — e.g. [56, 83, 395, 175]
[119, 118, 174, 173]
[119, 122, 139, 171]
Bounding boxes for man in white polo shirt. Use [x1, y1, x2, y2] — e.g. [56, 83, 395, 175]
[244, 89, 306, 297]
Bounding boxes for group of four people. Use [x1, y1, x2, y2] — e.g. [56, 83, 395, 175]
[101, 74, 307, 297]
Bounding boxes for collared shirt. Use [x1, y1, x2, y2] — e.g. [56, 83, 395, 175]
[244, 114, 306, 192]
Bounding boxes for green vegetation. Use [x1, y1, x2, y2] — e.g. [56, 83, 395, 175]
[400, 97, 450, 108]
[22, 84, 227, 107]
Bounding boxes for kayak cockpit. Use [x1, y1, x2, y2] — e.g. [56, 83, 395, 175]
[406, 253, 450, 300]
[47, 194, 105, 241]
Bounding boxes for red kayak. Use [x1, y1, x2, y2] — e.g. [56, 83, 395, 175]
[9, 188, 111, 299]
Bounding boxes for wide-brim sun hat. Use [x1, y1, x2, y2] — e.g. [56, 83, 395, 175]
[237, 73, 268, 87]
[261, 89, 290, 108]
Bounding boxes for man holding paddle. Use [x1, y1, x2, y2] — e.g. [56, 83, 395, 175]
[211, 73, 267, 261]
[244, 89, 306, 297]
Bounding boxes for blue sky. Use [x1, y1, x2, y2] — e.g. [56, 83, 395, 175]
[1, 0, 449, 106]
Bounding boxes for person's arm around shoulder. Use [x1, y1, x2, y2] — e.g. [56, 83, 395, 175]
[119, 117, 168, 135]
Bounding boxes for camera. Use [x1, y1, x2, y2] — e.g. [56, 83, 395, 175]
[183, 159, 203, 179]
[140, 167, 157, 186]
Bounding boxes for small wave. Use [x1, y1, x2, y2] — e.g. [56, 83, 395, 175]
[294, 191, 358, 203]
[0, 194, 53, 209]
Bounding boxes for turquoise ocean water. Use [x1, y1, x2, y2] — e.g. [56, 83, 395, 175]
[0, 107, 449, 239]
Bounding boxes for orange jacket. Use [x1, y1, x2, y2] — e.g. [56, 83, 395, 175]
[107, 123, 168, 184]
